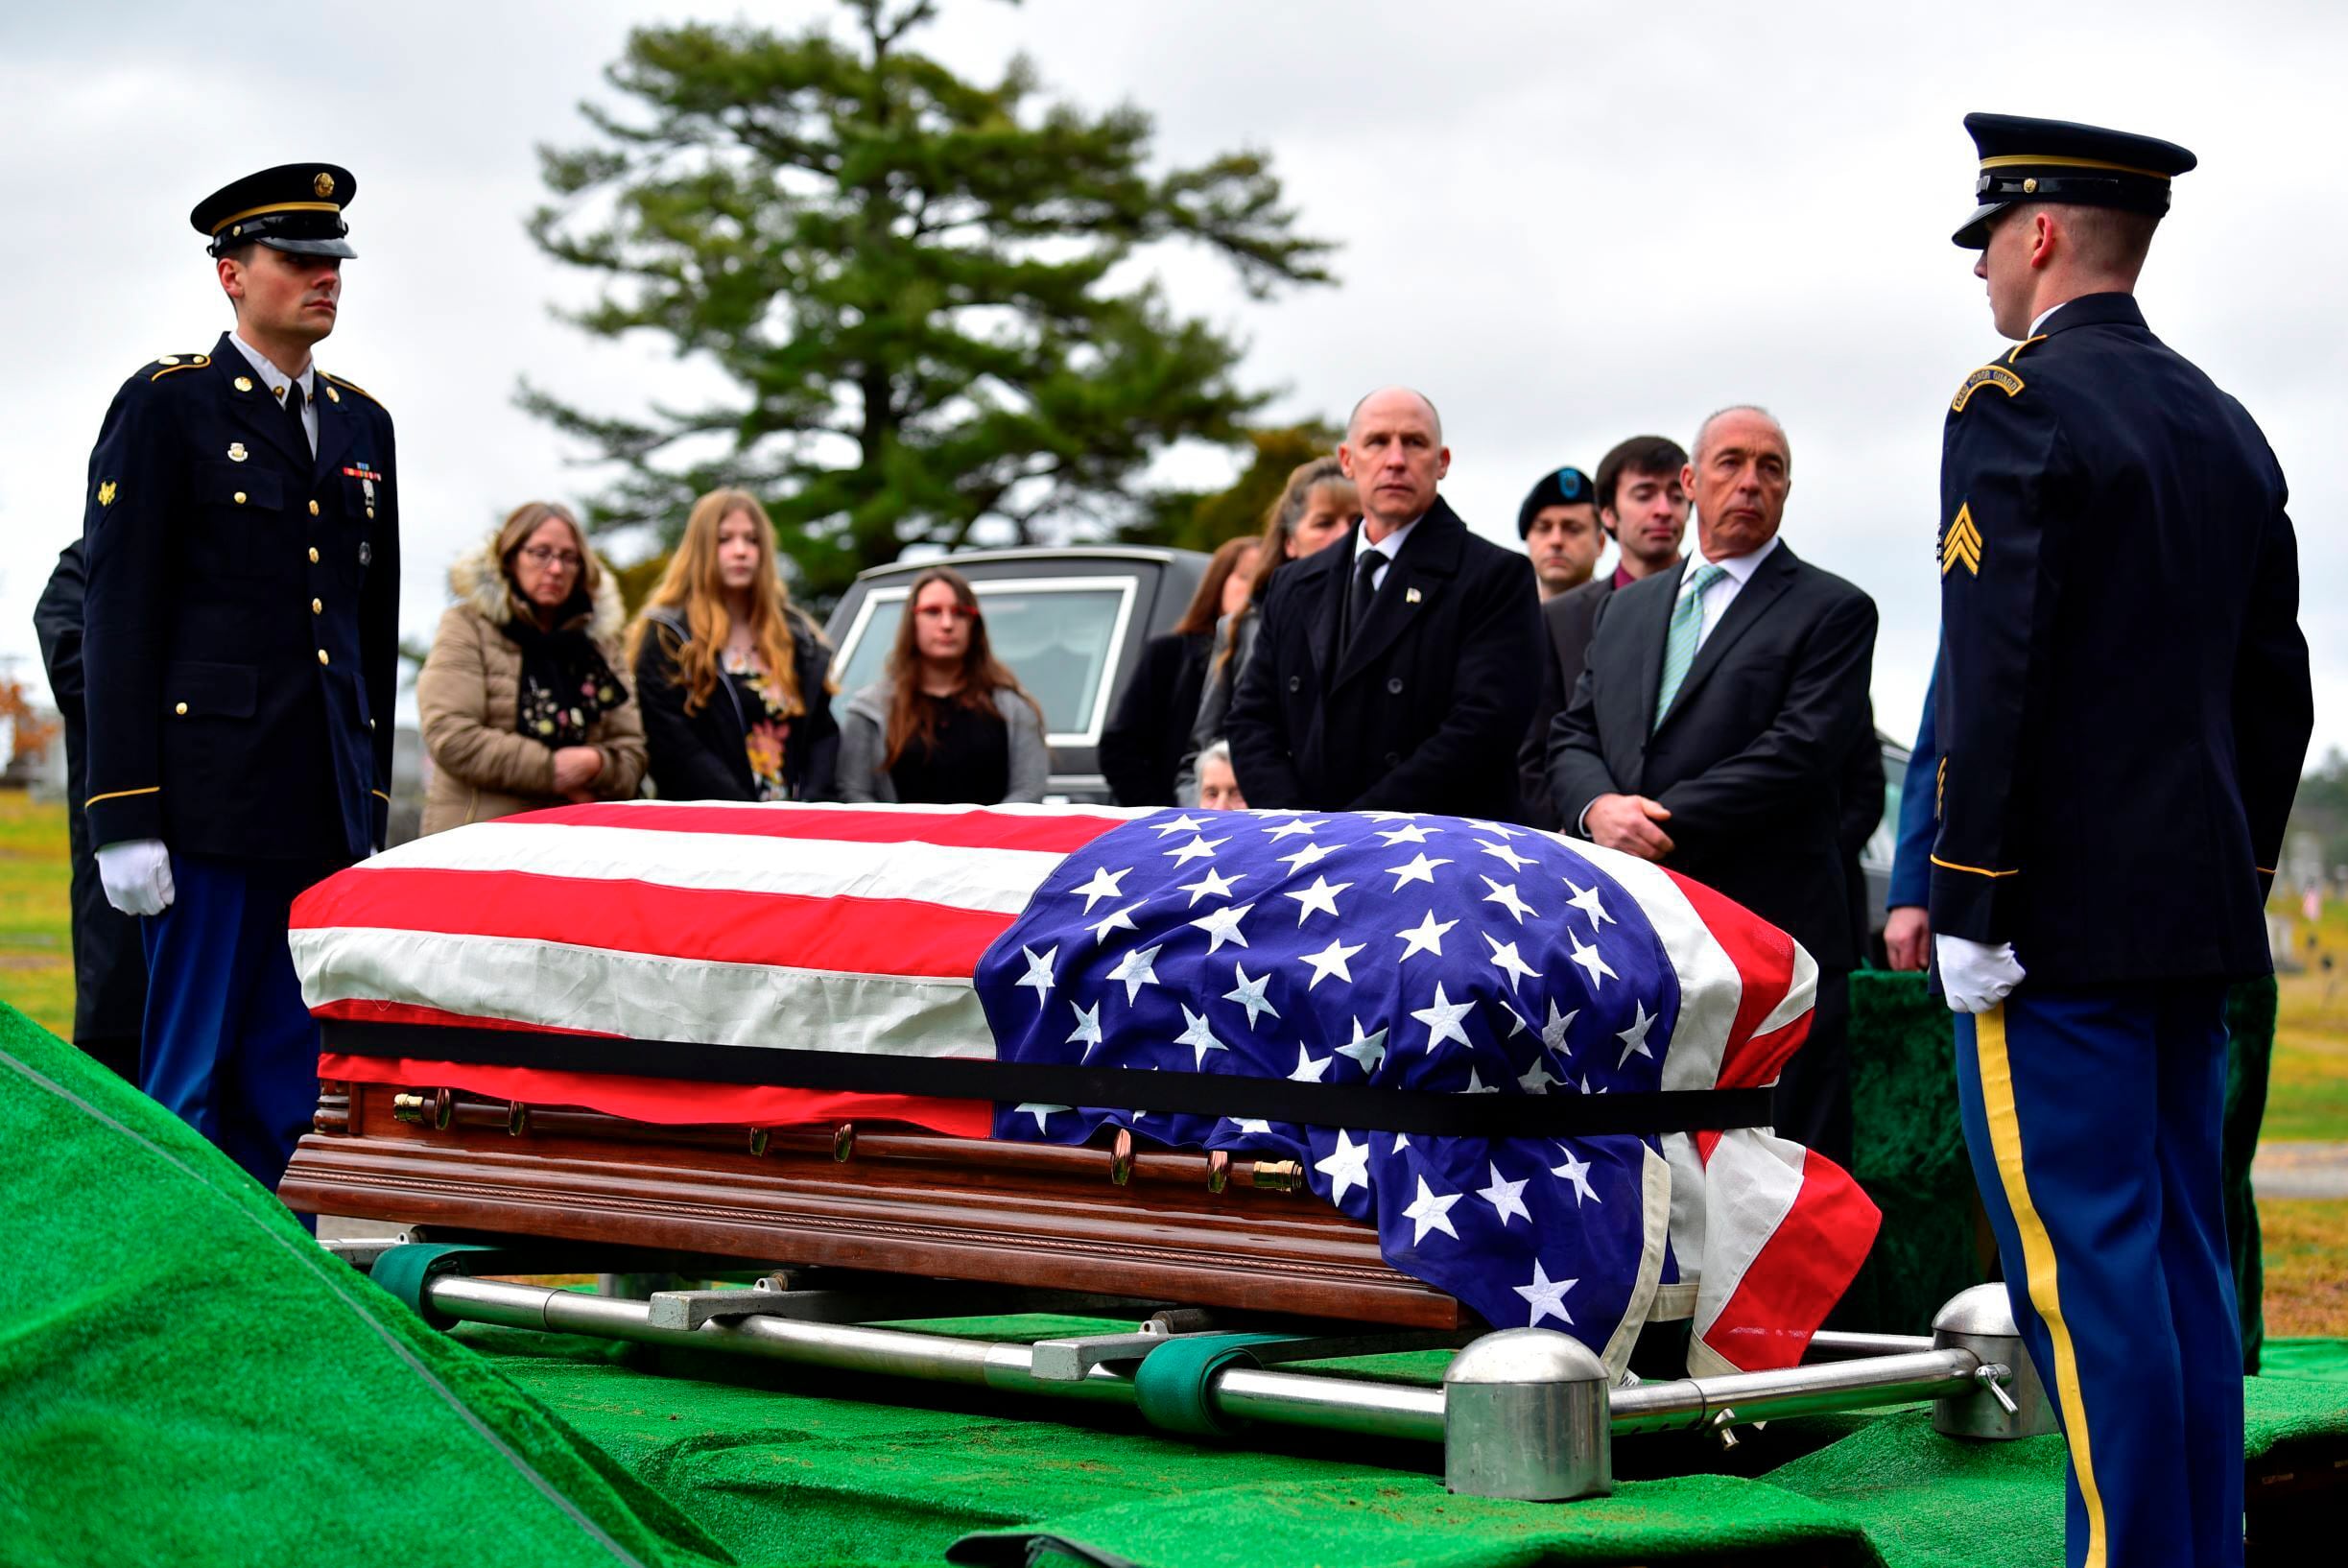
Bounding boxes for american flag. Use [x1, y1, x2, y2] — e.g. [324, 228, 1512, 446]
[291, 800, 1877, 1374]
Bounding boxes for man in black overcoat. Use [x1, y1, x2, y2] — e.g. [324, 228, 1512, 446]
[81, 163, 399, 1195]
[1545, 407, 1878, 1163]
[1225, 388, 1540, 820]
[32, 540, 147, 1081]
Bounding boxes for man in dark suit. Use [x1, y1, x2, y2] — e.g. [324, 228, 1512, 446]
[1933, 114, 2310, 1568]
[32, 540, 147, 1081]
[1226, 387, 1541, 819]
[1517, 435, 1689, 828]
[1546, 407, 1877, 1164]
[82, 162, 399, 1195]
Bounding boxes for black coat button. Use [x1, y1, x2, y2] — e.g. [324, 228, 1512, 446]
[1384, 751, 1401, 768]
[1387, 676, 1405, 695]
[1287, 675, 1302, 693]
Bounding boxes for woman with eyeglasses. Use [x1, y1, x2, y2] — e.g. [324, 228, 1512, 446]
[417, 501, 645, 834]
[628, 488, 840, 804]
[837, 566, 1049, 805]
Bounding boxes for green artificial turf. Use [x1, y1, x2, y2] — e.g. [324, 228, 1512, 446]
[0, 1000, 730, 1568]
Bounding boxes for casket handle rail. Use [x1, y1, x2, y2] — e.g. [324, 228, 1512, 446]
[391, 1088, 454, 1131]
[1250, 1159, 1303, 1193]
[365, 1089, 1307, 1197]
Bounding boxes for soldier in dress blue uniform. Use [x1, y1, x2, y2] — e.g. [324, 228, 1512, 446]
[82, 163, 398, 1196]
[1933, 115, 2311, 1568]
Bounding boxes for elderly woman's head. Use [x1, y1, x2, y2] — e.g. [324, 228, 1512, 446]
[495, 501, 596, 626]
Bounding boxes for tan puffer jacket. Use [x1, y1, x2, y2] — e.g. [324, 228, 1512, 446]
[416, 538, 647, 835]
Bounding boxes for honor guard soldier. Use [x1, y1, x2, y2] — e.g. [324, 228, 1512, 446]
[1934, 115, 2311, 1568]
[81, 163, 398, 1197]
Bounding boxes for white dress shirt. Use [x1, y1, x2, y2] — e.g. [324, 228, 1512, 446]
[2027, 298, 2076, 337]
[227, 332, 318, 455]
[1351, 511, 1423, 594]
[1680, 532, 1780, 650]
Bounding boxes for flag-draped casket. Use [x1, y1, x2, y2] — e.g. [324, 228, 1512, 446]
[289, 800, 1878, 1376]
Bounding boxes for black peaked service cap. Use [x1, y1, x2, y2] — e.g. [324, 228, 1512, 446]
[1954, 114, 2194, 249]
[191, 163, 358, 258]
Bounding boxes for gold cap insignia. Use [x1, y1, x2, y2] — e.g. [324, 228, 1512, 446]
[1941, 502, 1983, 578]
[233, 375, 253, 392]
[315, 171, 336, 198]
[227, 441, 248, 463]
[97, 481, 117, 508]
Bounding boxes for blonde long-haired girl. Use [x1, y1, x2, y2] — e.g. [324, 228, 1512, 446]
[627, 488, 840, 801]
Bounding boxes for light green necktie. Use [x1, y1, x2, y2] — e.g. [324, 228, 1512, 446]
[1653, 563, 1728, 731]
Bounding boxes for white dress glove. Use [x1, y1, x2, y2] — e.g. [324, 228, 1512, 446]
[1936, 934, 2025, 1014]
[96, 838, 176, 917]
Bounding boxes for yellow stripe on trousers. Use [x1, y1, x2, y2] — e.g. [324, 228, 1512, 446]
[1976, 1003, 2107, 1568]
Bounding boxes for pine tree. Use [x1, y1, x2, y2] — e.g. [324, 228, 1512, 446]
[526, 0, 1335, 597]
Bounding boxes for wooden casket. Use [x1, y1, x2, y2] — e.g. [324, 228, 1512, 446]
[287, 1070, 1471, 1327]
[285, 799, 1868, 1368]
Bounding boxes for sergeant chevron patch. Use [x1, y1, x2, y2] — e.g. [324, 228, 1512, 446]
[1941, 503, 1983, 577]
[1951, 364, 2025, 413]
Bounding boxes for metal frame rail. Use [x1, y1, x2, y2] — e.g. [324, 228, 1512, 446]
[418, 1271, 2054, 1501]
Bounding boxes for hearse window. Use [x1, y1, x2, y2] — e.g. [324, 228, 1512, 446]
[831, 576, 1137, 745]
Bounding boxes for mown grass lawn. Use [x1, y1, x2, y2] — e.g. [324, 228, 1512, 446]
[0, 791, 74, 1036]
[2268, 894, 2348, 1143]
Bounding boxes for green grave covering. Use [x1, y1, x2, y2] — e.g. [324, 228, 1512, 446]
[4, 996, 2337, 1568]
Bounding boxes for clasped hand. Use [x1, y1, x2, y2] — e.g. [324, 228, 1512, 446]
[1584, 793, 1673, 860]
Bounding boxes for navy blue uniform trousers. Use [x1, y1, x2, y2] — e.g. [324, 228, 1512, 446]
[1955, 984, 2241, 1568]
[138, 853, 320, 1194]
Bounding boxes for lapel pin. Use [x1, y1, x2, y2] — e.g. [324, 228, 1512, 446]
[1406, 586, 1422, 605]
[226, 442, 248, 463]
[233, 375, 253, 392]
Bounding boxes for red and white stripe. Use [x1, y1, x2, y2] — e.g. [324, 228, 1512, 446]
[1561, 839, 1876, 1373]
[293, 800, 1136, 1128]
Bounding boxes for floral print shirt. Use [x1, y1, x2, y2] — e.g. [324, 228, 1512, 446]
[723, 649, 796, 802]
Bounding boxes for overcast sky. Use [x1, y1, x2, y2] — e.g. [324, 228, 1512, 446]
[4, 0, 2342, 760]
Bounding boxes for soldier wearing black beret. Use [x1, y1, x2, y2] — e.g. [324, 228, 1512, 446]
[1932, 114, 2311, 1568]
[81, 163, 399, 1197]
[1517, 464, 1601, 603]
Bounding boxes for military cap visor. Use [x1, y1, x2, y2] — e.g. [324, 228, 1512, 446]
[1954, 113, 2194, 248]
[191, 163, 358, 258]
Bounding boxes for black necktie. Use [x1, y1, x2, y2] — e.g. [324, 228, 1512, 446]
[1342, 550, 1382, 655]
[282, 378, 312, 463]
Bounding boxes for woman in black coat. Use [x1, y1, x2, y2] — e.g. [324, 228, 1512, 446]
[627, 488, 839, 802]
[1098, 535, 1259, 807]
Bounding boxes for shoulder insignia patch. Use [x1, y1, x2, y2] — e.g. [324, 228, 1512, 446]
[1941, 502, 1982, 577]
[1951, 364, 2024, 413]
[318, 371, 385, 410]
[148, 353, 209, 383]
[97, 480, 117, 508]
